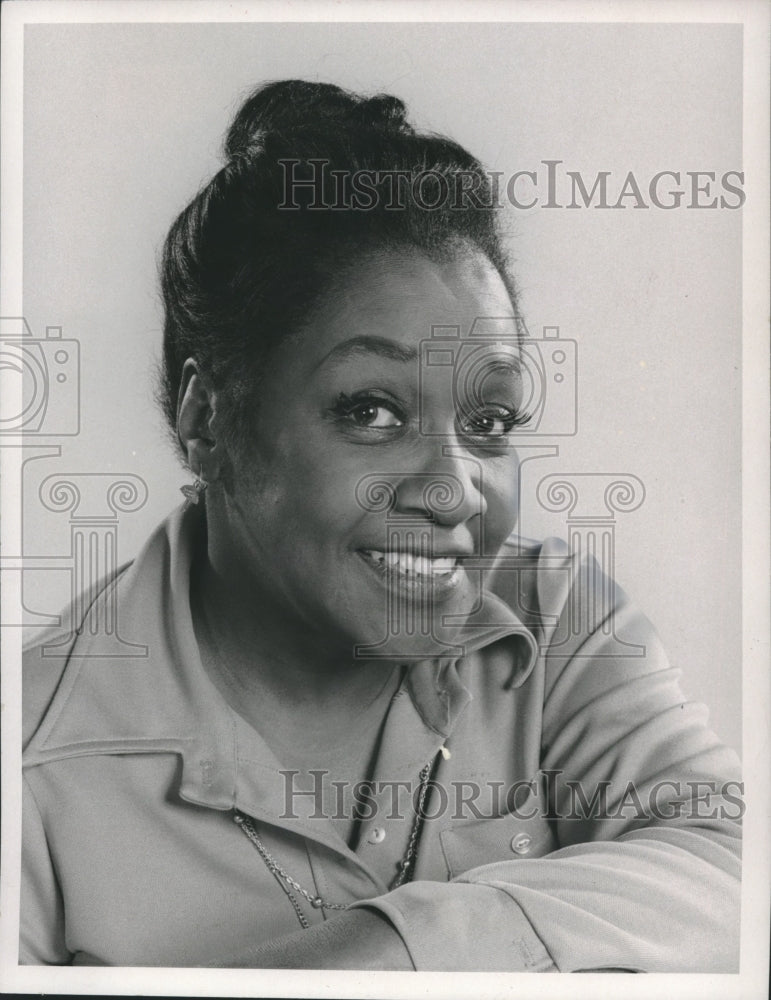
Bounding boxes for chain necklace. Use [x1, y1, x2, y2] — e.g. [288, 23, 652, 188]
[234, 755, 437, 929]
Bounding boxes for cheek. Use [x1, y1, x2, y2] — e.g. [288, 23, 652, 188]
[480, 455, 520, 553]
[264, 444, 368, 540]
[228, 414, 372, 564]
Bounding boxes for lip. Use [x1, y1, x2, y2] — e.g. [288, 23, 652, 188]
[356, 548, 466, 601]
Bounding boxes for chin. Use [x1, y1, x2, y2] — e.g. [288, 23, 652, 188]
[342, 588, 474, 665]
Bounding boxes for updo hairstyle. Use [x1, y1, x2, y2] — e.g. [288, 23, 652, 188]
[159, 79, 518, 468]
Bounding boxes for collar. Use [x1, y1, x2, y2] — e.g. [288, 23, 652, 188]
[23, 505, 538, 809]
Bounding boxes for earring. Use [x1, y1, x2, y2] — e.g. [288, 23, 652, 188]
[180, 463, 208, 508]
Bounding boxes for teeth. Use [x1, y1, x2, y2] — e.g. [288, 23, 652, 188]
[414, 556, 430, 576]
[362, 550, 458, 578]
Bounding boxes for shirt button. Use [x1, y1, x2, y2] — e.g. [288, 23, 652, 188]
[367, 827, 387, 845]
[511, 833, 532, 855]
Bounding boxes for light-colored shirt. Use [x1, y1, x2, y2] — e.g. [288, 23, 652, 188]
[21, 505, 742, 969]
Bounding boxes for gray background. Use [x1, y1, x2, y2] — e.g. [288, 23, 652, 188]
[21, 22, 742, 749]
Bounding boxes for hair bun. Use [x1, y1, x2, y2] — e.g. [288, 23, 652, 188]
[224, 80, 413, 160]
[355, 94, 410, 130]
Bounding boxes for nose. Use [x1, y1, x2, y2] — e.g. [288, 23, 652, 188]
[393, 441, 487, 527]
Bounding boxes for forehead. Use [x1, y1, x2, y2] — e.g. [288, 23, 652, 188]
[298, 248, 516, 366]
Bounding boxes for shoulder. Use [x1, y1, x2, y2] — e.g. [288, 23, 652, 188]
[22, 632, 72, 752]
[21, 505, 198, 759]
[492, 532, 643, 619]
[21, 561, 135, 751]
[489, 533, 668, 688]
[488, 534, 578, 628]
[21, 506, 185, 753]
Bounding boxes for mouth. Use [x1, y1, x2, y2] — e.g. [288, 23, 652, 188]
[356, 548, 465, 597]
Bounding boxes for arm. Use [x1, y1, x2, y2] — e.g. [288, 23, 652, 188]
[209, 908, 414, 970]
[347, 542, 742, 972]
[20, 775, 72, 965]
[22, 779, 411, 971]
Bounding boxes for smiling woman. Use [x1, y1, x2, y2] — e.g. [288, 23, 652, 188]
[20, 80, 741, 971]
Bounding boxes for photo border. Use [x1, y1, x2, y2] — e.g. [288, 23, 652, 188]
[1, 1, 768, 997]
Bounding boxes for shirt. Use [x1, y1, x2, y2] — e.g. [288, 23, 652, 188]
[21, 504, 742, 970]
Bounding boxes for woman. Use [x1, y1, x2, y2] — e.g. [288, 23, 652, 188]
[21, 80, 741, 970]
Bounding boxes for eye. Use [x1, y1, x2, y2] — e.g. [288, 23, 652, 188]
[331, 392, 406, 431]
[348, 401, 403, 428]
[458, 405, 529, 439]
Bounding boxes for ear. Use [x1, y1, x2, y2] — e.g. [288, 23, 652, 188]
[176, 359, 224, 481]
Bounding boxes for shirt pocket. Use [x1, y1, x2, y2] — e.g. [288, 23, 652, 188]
[439, 797, 557, 880]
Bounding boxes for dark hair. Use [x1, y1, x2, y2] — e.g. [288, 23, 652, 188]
[160, 79, 519, 464]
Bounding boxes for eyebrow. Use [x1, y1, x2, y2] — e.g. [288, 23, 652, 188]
[315, 336, 419, 371]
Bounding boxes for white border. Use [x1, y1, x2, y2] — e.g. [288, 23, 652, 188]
[0, 0, 768, 23]
[1, 1, 769, 997]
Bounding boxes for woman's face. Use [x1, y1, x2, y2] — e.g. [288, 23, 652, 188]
[221, 248, 525, 659]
